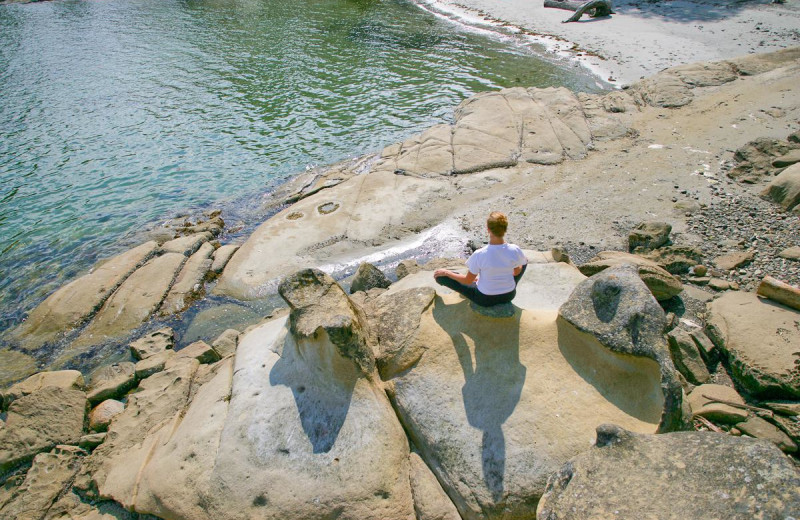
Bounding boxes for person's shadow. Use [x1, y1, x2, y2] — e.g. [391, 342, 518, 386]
[433, 299, 525, 503]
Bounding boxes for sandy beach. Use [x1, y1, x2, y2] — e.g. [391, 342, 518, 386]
[420, 0, 800, 85]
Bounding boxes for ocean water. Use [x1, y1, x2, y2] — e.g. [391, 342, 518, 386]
[0, 0, 604, 332]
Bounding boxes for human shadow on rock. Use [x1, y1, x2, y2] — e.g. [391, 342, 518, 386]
[269, 335, 357, 454]
[433, 299, 525, 503]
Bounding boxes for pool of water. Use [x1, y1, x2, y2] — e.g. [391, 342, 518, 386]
[0, 0, 604, 332]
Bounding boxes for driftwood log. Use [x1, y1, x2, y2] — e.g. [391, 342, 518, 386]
[544, 0, 615, 23]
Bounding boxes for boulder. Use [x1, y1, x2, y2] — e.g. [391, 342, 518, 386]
[713, 250, 755, 271]
[667, 328, 711, 385]
[210, 244, 239, 274]
[687, 384, 749, 424]
[396, 259, 421, 280]
[578, 251, 683, 301]
[88, 399, 125, 433]
[174, 341, 220, 365]
[134, 349, 175, 380]
[350, 262, 391, 294]
[9, 241, 158, 351]
[72, 252, 187, 350]
[408, 452, 461, 520]
[737, 416, 797, 453]
[78, 432, 106, 450]
[86, 362, 136, 405]
[160, 232, 212, 255]
[757, 275, 800, 311]
[558, 264, 686, 432]
[0, 387, 87, 473]
[1, 370, 84, 410]
[0, 445, 85, 520]
[536, 424, 800, 519]
[128, 327, 174, 360]
[761, 162, 800, 211]
[642, 246, 703, 274]
[628, 221, 671, 252]
[211, 329, 240, 359]
[159, 242, 214, 316]
[706, 291, 800, 399]
[386, 263, 672, 519]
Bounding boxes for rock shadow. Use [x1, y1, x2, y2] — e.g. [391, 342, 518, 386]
[433, 299, 526, 502]
[269, 335, 357, 454]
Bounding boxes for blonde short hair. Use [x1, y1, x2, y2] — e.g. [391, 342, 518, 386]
[487, 211, 508, 237]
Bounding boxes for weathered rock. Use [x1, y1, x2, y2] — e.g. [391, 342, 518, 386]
[536, 424, 800, 519]
[764, 401, 800, 416]
[134, 349, 175, 380]
[559, 264, 686, 432]
[78, 432, 106, 450]
[633, 71, 693, 108]
[0, 387, 87, 473]
[757, 275, 800, 311]
[772, 148, 800, 168]
[210, 244, 239, 274]
[159, 242, 214, 316]
[9, 241, 158, 351]
[670, 60, 738, 87]
[778, 245, 800, 261]
[396, 259, 421, 280]
[730, 138, 795, 182]
[72, 252, 187, 350]
[174, 341, 220, 365]
[88, 400, 125, 433]
[689, 328, 717, 363]
[642, 245, 703, 274]
[737, 416, 797, 453]
[577, 90, 637, 141]
[687, 383, 749, 424]
[160, 232, 212, 255]
[667, 328, 711, 385]
[183, 216, 224, 237]
[708, 278, 739, 291]
[761, 162, 800, 211]
[409, 452, 461, 520]
[211, 329, 240, 359]
[86, 362, 136, 405]
[2, 370, 85, 410]
[578, 251, 683, 301]
[706, 291, 800, 399]
[713, 250, 755, 270]
[350, 262, 391, 294]
[0, 445, 85, 520]
[128, 327, 174, 360]
[728, 46, 800, 76]
[0, 349, 37, 390]
[387, 262, 670, 519]
[628, 221, 671, 252]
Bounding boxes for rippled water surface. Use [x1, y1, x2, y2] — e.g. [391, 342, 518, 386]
[0, 0, 603, 329]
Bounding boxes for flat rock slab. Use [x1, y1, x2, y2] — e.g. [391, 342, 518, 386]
[9, 241, 158, 351]
[706, 291, 800, 399]
[537, 425, 800, 519]
[160, 242, 214, 316]
[2, 370, 85, 410]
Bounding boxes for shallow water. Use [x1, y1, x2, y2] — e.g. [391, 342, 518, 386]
[0, 0, 604, 332]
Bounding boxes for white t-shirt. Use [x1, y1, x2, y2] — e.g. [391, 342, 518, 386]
[466, 243, 528, 295]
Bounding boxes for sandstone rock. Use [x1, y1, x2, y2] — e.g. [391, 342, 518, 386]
[577, 90, 637, 141]
[128, 327, 174, 360]
[134, 349, 175, 380]
[86, 362, 136, 405]
[757, 274, 800, 311]
[78, 432, 106, 450]
[350, 262, 391, 294]
[0, 445, 85, 520]
[772, 148, 800, 167]
[0, 387, 87, 473]
[706, 291, 800, 399]
[72, 252, 187, 350]
[174, 341, 220, 365]
[737, 415, 797, 453]
[761, 162, 800, 211]
[687, 383, 749, 423]
[764, 401, 800, 416]
[183, 216, 224, 237]
[670, 61, 738, 87]
[536, 424, 800, 519]
[9, 241, 158, 351]
[387, 262, 671, 519]
[633, 72, 693, 108]
[210, 244, 239, 274]
[643, 246, 703, 274]
[728, 46, 800, 76]
[578, 251, 683, 301]
[713, 250, 755, 270]
[0, 349, 37, 390]
[409, 452, 461, 520]
[628, 221, 671, 252]
[88, 400, 124, 433]
[396, 259, 421, 280]
[708, 278, 739, 291]
[667, 328, 711, 385]
[730, 138, 794, 182]
[211, 329, 240, 359]
[160, 232, 212, 255]
[778, 245, 800, 260]
[689, 329, 717, 363]
[2, 370, 85, 410]
[159, 242, 214, 316]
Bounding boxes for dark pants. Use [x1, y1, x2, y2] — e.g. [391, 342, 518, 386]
[435, 264, 527, 307]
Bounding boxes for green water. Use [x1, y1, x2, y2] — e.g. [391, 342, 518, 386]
[0, 0, 604, 332]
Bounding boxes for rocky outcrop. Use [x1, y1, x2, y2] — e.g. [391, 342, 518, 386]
[159, 241, 214, 316]
[537, 424, 800, 519]
[350, 262, 391, 293]
[578, 251, 683, 301]
[705, 291, 800, 399]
